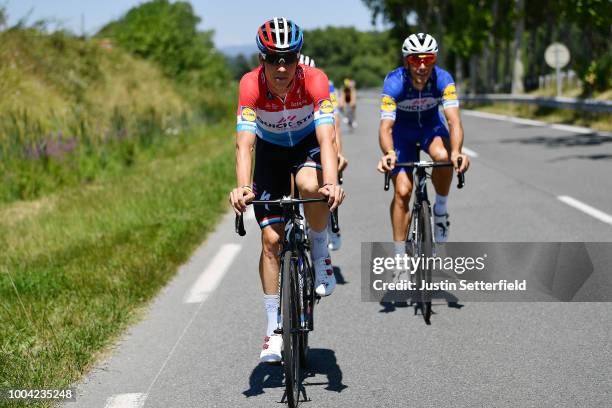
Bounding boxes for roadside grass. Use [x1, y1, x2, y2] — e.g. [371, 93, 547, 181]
[464, 102, 612, 133]
[0, 122, 235, 407]
[0, 29, 191, 203]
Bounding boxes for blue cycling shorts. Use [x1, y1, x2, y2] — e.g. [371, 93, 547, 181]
[392, 112, 449, 175]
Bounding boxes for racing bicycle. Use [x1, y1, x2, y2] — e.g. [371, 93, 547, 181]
[383, 146, 464, 324]
[236, 197, 339, 407]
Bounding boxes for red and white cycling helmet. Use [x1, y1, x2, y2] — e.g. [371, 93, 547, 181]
[256, 17, 304, 55]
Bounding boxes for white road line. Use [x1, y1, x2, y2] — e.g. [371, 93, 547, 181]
[550, 123, 593, 134]
[463, 110, 601, 134]
[104, 393, 146, 408]
[558, 196, 612, 226]
[184, 243, 242, 303]
[462, 147, 479, 158]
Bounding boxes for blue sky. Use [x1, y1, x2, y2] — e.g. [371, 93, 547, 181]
[4, 0, 388, 48]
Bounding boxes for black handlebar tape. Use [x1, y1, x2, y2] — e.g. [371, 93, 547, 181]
[384, 159, 391, 191]
[330, 208, 340, 233]
[235, 213, 246, 236]
[457, 157, 465, 189]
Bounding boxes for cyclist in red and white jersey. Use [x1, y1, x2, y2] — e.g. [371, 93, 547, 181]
[229, 18, 345, 363]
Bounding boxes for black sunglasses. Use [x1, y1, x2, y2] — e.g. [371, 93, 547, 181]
[263, 53, 299, 66]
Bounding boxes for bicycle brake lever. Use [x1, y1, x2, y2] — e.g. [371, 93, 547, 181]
[330, 208, 339, 233]
[457, 157, 465, 189]
[235, 213, 246, 236]
[384, 160, 391, 191]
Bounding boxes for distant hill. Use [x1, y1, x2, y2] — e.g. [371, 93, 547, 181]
[220, 44, 258, 57]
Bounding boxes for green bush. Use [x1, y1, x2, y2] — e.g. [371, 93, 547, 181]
[98, 0, 230, 89]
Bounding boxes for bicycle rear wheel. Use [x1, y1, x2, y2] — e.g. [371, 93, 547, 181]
[299, 253, 313, 368]
[281, 251, 301, 407]
[416, 203, 433, 325]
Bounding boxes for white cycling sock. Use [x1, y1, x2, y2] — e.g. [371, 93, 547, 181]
[309, 226, 329, 260]
[434, 194, 448, 216]
[264, 294, 279, 336]
[394, 241, 406, 256]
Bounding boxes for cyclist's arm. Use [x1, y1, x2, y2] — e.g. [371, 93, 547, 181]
[377, 118, 396, 172]
[439, 76, 468, 172]
[316, 124, 339, 184]
[231, 73, 259, 212]
[442, 107, 468, 172]
[379, 118, 394, 154]
[235, 131, 256, 188]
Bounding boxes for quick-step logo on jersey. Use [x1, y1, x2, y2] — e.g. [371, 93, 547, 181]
[397, 97, 439, 112]
[257, 108, 314, 131]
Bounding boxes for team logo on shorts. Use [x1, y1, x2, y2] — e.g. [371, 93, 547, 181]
[380, 95, 397, 112]
[241, 106, 256, 122]
[319, 99, 334, 114]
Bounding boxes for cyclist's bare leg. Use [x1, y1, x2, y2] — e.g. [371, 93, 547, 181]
[390, 170, 414, 241]
[260, 223, 284, 294]
[294, 167, 327, 232]
[428, 136, 452, 196]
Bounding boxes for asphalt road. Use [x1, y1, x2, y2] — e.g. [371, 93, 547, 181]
[67, 93, 612, 408]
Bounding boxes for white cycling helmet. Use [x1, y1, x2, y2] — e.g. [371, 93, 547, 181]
[402, 33, 438, 57]
[299, 54, 316, 67]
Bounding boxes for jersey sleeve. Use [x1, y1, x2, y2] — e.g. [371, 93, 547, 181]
[380, 71, 402, 121]
[436, 68, 459, 109]
[236, 72, 259, 134]
[307, 69, 335, 127]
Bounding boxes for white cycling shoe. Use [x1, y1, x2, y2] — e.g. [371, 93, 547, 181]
[259, 333, 282, 364]
[434, 211, 450, 243]
[328, 230, 342, 251]
[314, 256, 336, 297]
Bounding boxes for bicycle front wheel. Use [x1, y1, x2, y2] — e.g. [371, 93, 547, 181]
[417, 203, 433, 325]
[281, 251, 301, 407]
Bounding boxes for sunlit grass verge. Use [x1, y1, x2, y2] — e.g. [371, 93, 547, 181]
[0, 122, 235, 407]
[464, 101, 612, 133]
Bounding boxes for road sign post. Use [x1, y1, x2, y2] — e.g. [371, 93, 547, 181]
[545, 43, 570, 97]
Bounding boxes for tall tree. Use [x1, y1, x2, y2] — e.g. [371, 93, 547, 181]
[511, 0, 525, 94]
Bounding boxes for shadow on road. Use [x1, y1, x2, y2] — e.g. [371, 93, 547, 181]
[549, 153, 612, 162]
[304, 348, 348, 393]
[378, 290, 464, 315]
[243, 363, 283, 398]
[333, 266, 348, 285]
[501, 133, 612, 148]
[243, 348, 347, 399]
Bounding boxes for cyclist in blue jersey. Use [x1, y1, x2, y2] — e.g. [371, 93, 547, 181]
[377, 33, 470, 246]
